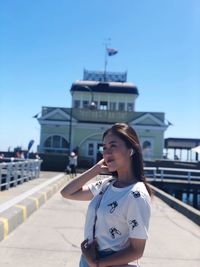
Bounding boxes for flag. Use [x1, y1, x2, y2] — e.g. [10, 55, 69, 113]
[32, 112, 40, 118]
[106, 48, 118, 56]
[166, 119, 173, 126]
[28, 140, 34, 152]
[166, 120, 173, 126]
[33, 113, 38, 118]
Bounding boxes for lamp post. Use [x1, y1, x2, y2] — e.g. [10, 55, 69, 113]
[68, 85, 96, 153]
[68, 105, 73, 153]
[83, 85, 96, 110]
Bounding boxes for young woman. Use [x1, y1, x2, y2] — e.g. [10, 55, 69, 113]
[61, 123, 151, 267]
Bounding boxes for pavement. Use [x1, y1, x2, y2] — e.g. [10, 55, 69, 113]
[0, 171, 68, 240]
[0, 171, 199, 267]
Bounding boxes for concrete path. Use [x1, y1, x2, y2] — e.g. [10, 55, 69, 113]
[0, 173, 199, 267]
[0, 172, 62, 205]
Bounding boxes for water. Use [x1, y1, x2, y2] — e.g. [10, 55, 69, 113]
[174, 192, 200, 210]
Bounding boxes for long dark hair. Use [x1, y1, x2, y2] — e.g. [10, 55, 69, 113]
[103, 123, 152, 196]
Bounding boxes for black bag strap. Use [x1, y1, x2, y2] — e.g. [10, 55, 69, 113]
[92, 178, 113, 240]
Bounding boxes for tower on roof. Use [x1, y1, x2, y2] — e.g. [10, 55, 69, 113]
[71, 69, 139, 112]
[83, 69, 127, 82]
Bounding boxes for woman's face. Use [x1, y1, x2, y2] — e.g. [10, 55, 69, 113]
[102, 132, 132, 173]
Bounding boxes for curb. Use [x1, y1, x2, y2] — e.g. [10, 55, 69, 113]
[0, 173, 69, 241]
[150, 184, 200, 226]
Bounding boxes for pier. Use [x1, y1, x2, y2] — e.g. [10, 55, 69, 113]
[0, 172, 199, 266]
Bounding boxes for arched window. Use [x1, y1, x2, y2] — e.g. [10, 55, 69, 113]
[44, 135, 68, 153]
[142, 141, 151, 149]
[142, 140, 153, 160]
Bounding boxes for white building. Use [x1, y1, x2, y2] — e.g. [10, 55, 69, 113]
[37, 70, 168, 167]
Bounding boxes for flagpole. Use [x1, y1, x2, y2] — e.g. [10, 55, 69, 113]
[104, 43, 108, 82]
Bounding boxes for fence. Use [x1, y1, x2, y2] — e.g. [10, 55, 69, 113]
[144, 167, 200, 182]
[0, 159, 43, 190]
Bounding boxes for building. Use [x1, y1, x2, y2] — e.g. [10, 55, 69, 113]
[37, 70, 168, 167]
[165, 138, 200, 161]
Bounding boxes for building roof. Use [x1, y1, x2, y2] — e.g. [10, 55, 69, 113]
[40, 107, 165, 125]
[165, 138, 200, 149]
[71, 80, 139, 95]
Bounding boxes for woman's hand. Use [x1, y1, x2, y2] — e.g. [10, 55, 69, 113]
[81, 239, 98, 266]
[60, 159, 109, 201]
[95, 159, 110, 174]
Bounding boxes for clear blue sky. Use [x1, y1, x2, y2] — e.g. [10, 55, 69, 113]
[0, 0, 200, 152]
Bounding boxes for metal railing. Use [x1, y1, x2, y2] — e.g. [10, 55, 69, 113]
[0, 159, 43, 190]
[144, 167, 200, 182]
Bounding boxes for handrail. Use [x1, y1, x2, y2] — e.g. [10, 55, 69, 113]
[0, 159, 43, 190]
[144, 167, 200, 182]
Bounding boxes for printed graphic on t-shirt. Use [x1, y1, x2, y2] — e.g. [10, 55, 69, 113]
[95, 181, 102, 187]
[131, 191, 141, 198]
[107, 201, 118, 213]
[129, 219, 138, 230]
[109, 227, 122, 239]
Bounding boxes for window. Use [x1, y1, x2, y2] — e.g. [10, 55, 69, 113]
[141, 139, 153, 160]
[44, 135, 68, 153]
[100, 101, 108, 110]
[118, 102, 125, 111]
[52, 135, 60, 147]
[74, 100, 80, 108]
[110, 102, 116, 111]
[127, 103, 134, 111]
[83, 100, 89, 108]
[143, 141, 151, 149]
[45, 137, 51, 147]
[88, 143, 94, 156]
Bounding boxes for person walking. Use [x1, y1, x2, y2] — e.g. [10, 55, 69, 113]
[61, 123, 151, 267]
[69, 151, 78, 177]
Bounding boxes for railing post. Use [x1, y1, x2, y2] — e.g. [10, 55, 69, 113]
[27, 161, 32, 180]
[6, 163, 12, 190]
[13, 162, 18, 187]
[35, 160, 42, 178]
[160, 169, 164, 181]
[20, 162, 25, 183]
[0, 164, 3, 190]
[153, 168, 156, 181]
[31, 160, 35, 179]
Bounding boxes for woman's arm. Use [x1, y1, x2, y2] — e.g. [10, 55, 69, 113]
[60, 159, 108, 201]
[100, 238, 146, 267]
[81, 238, 146, 267]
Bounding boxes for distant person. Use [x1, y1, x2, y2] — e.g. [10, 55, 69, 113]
[16, 151, 24, 159]
[163, 153, 168, 159]
[61, 123, 151, 267]
[0, 153, 5, 162]
[35, 153, 40, 160]
[20, 152, 25, 159]
[69, 151, 78, 177]
[16, 151, 21, 158]
[174, 155, 179, 160]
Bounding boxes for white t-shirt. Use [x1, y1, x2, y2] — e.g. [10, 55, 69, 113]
[84, 178, 151, 251]
[69, 156, 77, 166]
